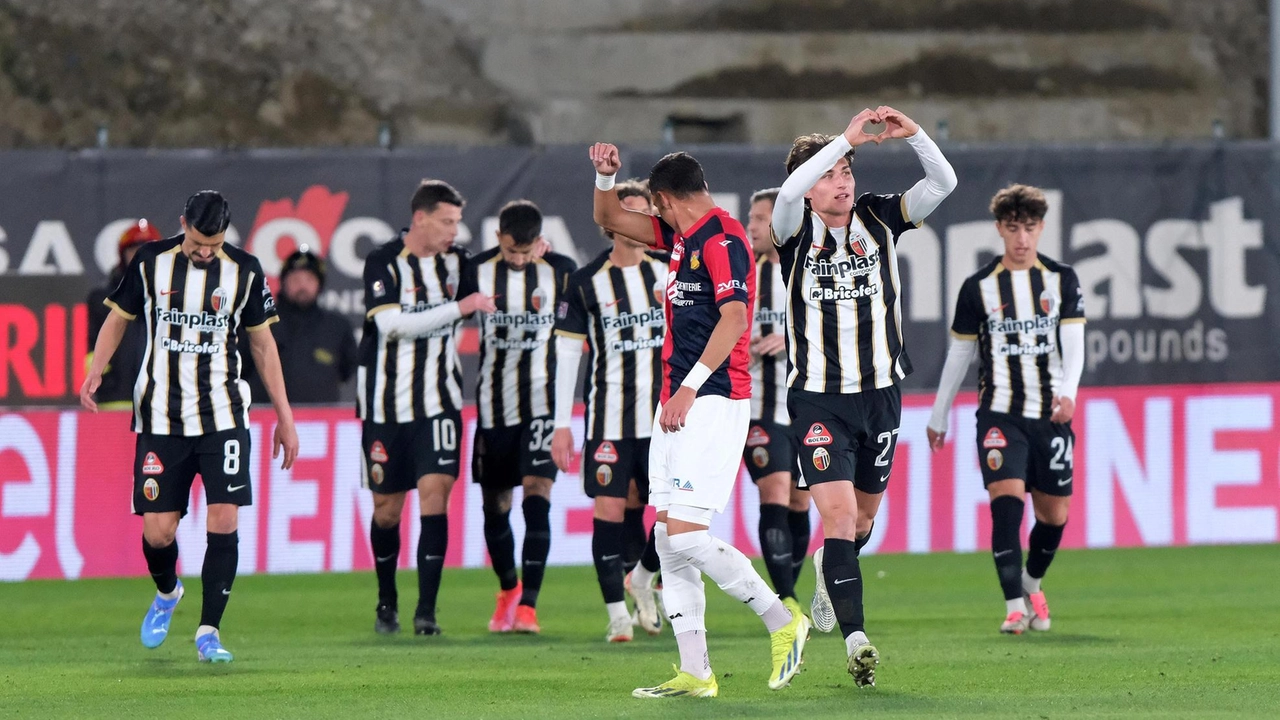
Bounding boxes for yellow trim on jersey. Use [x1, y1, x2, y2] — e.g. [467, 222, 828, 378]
[398, 246, 412, 259]
[245, 315, 280, 333]
[553, 329, 587, 340]
[1060, 317, 1087, 325]
[366, 303, 399, 319]
[103, 298, 136, 321]
[900, 194, 924, 228]
[950, 330, 978, 340]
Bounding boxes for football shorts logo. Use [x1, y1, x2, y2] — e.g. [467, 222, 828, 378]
[674, 478, 694, 491]
[751, 447, 770, 468]
[142, 478, 160, 501]
[812, 447, 831, 471]
[142, 451, 165, 476]
[1040, 290, 1059, 316]
[370, 440, 389, 463]
[531, 287, 549, 313]
[370, 463, 385, 485]
[803, 423, 832, 447]
[595, 464, 613, 487]
[593, 441, 619, 464]
[986, 449, 1004, 471]
[746, 425, 770, 448]
[689, 250, 700, 270]
[211, 287, 230, 315]
[982, 428, 1008, 449]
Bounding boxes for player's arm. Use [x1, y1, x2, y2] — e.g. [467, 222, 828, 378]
[774, 108, 883, 242]
[372, 295, 494, 340]
[551, 278, 590, 471]
[875, 106, 958, 225]
[248, 327, 299, 469]
[660, 301, 748, 434]
[927, 278, 983, 449]
[1051, 269, 1087, 423]
[79, 310, 129, 412]
[590, 143, 661, 246]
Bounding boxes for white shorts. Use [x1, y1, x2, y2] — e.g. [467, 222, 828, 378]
[648, 395, 750, 515]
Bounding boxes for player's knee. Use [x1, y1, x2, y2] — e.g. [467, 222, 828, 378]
[143, 527, 176, 547]
[1034, 498, 1070, 526]
[522, 476, 553, 499]
[819, 510, 858, 541]
[594, 496, 626, 523]
[757, 473, 790, 505]
[855, 516, 875, 539]
[665, 528, 713, 560]
[206, 504, 238, 534]
[788, 489, 811, 513]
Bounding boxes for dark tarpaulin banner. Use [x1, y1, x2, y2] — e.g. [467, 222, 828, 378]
[2, 143, 1278, 406]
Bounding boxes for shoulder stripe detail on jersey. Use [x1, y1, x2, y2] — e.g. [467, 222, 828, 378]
[245, 315, 279, 333]
[554, 328, 587, 340]
[1060, 317, 1086, 324]
[950, 330, 978, 340]
[104, 297, 136, 320]
[899, 194, 923, 228]
[366, 302, 400, 319]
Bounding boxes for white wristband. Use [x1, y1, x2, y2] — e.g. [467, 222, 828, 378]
[595, 172, 616, 191]
[680, 362, 713, 391]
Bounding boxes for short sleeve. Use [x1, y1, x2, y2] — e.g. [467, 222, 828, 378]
[364, 253, 400, 317]
[861, 193, 916, 241]
[105, 254, 146, 320]
[554, 272, 589, 339]
[455, 252, 478, 299]
[705, 235, 752, 307]
[1060, 267, 1086, 323]
[650, 216, 677, 251]
[243, 259, 279, 332]
[950, 277, 984, 338]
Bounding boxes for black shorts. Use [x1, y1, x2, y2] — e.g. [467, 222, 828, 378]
[582, 438, 651, 500]
[741, 420, 799, 483]
[788, 386, 901, 494]
[362, 412, 462, 495]
[132, 428, 252, 517]
[975, 410, 1075, 496]
[472, 416, 557, 489]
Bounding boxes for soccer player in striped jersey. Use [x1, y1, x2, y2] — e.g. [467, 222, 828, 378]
[744, 188, 812, 609]
[773, 107, 957, 686]
[590, 143, 809, 698]
[80, 190, 300, 663]
[359, 180, 496, 636]
[550, 180, 668, 642]
[926, 184, 1085, 635]
[468, 200, 577, 635]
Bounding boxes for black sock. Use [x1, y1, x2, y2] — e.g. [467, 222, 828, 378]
[142, 536, 179, 594]
[416, 514, 447, 619]
[823, 538, 864, 637]
[520, 496, 552, 608]
[483, 507, 518, 591]
[370, 520, 400, 608]
[592, 519, 626, 604]
[1026, 521, 1065, 580]
[788, 509, 810, 582]
[199, 531, 238, 629]
[622, 507, 646, 574]
[854, 520, 875, 556]
[758, 503, 796, 600]
[639, 524, 661, 573]
[990, 496, 1026, 601]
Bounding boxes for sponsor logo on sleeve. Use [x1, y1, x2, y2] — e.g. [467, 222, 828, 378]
[556, 300, 569, 319]
[372, 280, 386, 298]
[716, 279, 747, 295]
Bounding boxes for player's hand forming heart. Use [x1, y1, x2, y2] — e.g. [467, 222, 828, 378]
[876, 106, 920, 140]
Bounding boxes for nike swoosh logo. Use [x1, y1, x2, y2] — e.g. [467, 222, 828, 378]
[603, 298, 622, 308]
[834, 577, 858, 585]
[221, 589, 231, 596]
[879, 474, 890, 484]
[1058, 477, 1072, 486]
[601, 554, 620, 561]
[424, 555, 444, 561]
[227, 484, 247, 492]
[375, 554, 397, 563]
[438, 459, 456, 465]
[160, 289, 179, 296]
[532, 458, 553, 466]
[994, 549, 1013, 557]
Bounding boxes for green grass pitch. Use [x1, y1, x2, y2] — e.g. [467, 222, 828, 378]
[3, 544, 1278, 718]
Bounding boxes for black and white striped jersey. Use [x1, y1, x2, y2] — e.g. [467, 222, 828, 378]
[471, 249, 577, 429]
[104, 235, 278, 436]
[951, 254, 1086, 419]
[553, 250, 668, 441]
[358, 233, 472, 424]
[775, 194, 916, 394]
[750, 255, 789, 424]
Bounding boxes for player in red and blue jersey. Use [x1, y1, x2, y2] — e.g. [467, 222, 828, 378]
[589, 143, 810, 698]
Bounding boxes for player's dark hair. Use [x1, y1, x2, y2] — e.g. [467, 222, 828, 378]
[648, 152, 707, 198]
[498, 200, 543, 246]
[411, 179, 466, 215]
[603, 180, 653, 240]
[990, 184, 1048, 223]
[750, 187, 780, 206]
[785, 134, 855, 176]
[183, 190, 231, 236]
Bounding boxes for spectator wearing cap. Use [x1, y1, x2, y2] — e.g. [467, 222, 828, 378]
[245, 248, 357, 404]
[86, 219, 162, 408]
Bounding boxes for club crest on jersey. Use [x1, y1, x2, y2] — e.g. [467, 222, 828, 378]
[982, 428, 1008, 449]
[812, 447, 831, 471]
[1040, 290, 1059, 316]
[593, 441, 619, 464]
[987, 449, 1004, 471]
[746, 425, 770, 448]
[370, 440, 389, 463]
[531, 287, 549, 313]
[595, 464, 613, 487]
[752, 447, 770, 468]
[849, 231, 872, 257]
[211, 287, 230, 315]
[142, 451, 164, 476]
[803, 423, 832, 447]
[689, 250, 701, 270]
[653, 279, 665, 305]
[371, 463, 385, 485]
[143, 478, 160, 501]
[447, 271, 459, 298]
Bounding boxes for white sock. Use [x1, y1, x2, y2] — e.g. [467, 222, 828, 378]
[606, 601, 630, 623]
[195, 625, 218, 640]
[845, 630, 869, 656]
[1022, 568, 1041, 595]
[630, 564, 656, 590]
[655, 523, 707, 638]
[157, 586, 181, 601]
[1006, 597, 1028, 616]
[666, 530, 780, 621]
[676, 630, 712, 680]
[760, 598, 793, 633]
